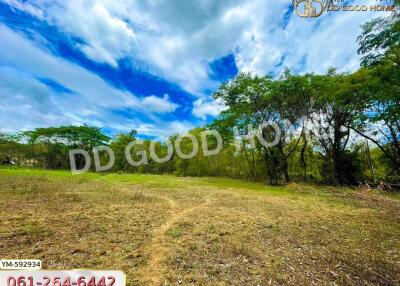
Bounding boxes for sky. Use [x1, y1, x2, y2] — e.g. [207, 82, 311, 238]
[0, 0, 390, 138]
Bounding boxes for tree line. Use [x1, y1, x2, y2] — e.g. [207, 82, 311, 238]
[1, 3, 399, 185]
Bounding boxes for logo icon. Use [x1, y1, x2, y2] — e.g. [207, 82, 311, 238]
[293, 0, 325, 17]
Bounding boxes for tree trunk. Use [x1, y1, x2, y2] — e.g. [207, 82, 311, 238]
[300, 132, 308, 180]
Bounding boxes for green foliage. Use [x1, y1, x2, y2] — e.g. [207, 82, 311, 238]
[24, 125, 110, 147]
[1, 10, 399, 185]
[354, 6, 400, 173]
[357, 0, 400, 67]
[110, 130, 137, 172]
[211, 71, 313, 184]
[18, 125, 110, 169]
[0, 132, 26, 165]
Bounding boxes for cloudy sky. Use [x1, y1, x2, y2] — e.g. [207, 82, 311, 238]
[0, 0, 390, 138]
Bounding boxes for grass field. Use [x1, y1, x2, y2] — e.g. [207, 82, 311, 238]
[1, 167, 400, 285]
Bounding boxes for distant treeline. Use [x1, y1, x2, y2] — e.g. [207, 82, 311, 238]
[0, 4, 399, 185]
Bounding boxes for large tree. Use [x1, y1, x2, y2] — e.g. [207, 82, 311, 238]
[212, 71, 311, 184]
[24, 125, 110, 169]
[357, 0, 400, 67]
[353, 1, 400, 175]
[308, 69, 369, 184]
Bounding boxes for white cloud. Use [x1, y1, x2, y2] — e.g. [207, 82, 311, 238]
[142, 94, 179, 114]
[0, 68, 69, 131]
[3, 0, 386, 92]
[1, 0, 392, 130]
[0, 24, 138, 109]
[167, 120, 196, 135]
[192, 98, 227, 120]
[2, 0, 242, 94]
[0, 25, 179, 135]
[4, 0, 386, 76]
[105, 120, 194, 138]
[1, 0, 44, 18]
[54, 2, 136, 67]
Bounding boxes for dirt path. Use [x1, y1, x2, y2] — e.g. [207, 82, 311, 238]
[138, 192, 211, 285]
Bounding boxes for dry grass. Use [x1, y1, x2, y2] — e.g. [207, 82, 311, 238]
[1, 168, 400, 285]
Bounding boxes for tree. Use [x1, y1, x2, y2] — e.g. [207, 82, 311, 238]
[212, 71, 312, 184]
[354, 1, 400, 175]
[0, 132, 26, 165]
[111, 130, 137, 172]
[24, 125, 110, 169]
[346, 65, 400, 175]
[307, 69, 367, 184]
[357, 0, 400, 67]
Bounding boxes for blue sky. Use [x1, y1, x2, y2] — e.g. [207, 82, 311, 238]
[0, 0, 388, 138]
